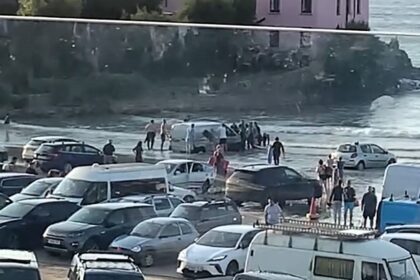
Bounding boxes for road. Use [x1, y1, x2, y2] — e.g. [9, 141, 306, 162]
[38, 206, 311, 280]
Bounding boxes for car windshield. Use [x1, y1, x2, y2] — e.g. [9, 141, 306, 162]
[0, 202, 34, 218]
[197, 230, 242, 248]
[131, 221, 164, 238]
[68, 207, 110, 225]
[53, 178, 104, 198]
[387, 258, 419, 280]
[0, 268, 40, 280]
[85, 274, 142, 280]
[338, 144, 357, 153]
[21, 180, 57, 196]
[170, 205, 200, 220]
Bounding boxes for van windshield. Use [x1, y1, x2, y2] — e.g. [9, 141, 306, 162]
[53, 178, 105, 198]
[387, 258, 419, 280]
[0, 268, 40, 280]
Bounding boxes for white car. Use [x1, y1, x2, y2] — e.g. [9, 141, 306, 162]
[177, 225, 262, 277]
[157, 159, 215, 189]
[380, 232, 420, 269]
[22, 136, 79, 161]
[169, 184, 197, 202]
[332, 142, 396, 170]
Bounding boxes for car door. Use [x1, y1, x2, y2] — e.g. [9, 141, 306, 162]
[236, 230, 262, 270]
[171, 163, 189, 186]
[178, 222, 197, 249]
[189, 162, 207, 184]
[370, 144, 389, 167]
[283, 168, 311, 200]
[100, 209, 128, 247]
[360, 144, 374, 168]
[153, 197, 172, 217]
[66, 144, 86, 167]
[157, 222, 182, 256]
[22, 204, 56, 246]
[83, 144, 103, 165]
[262, 168, 291, 202]
[197, 205, 219, 233]
[1, 177, 37, 196]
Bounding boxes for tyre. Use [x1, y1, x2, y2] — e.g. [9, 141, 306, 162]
[184, 195, 195, 203]
[356, 161, 365, 170]
[140, 252, 154, 267]
[83, 239, 100, 252]
[225, 261, 239, 276]
[64, 162, 73, 174]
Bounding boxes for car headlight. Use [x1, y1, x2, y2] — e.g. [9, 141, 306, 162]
[67, 232, 85, 238]
[131, 246, 142, 253]
[208, 255, 227, 262]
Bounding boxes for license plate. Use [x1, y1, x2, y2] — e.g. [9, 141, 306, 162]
[47, 239, 61, 245]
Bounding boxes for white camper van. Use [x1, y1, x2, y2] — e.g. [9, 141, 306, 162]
[245, 220, 419, 280]
[170, 121, 241, 153]
[49, 163, 169, 205]
[382, 164, 420, 199]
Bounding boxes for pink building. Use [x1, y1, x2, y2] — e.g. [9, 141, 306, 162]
[162, 0, 369, 29]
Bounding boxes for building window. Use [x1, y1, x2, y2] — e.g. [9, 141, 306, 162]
[301, 0, 312, 14]
[336, 0, 341, 15]
[269, 31, 280, 48]
[356, 0, 361, 14]
[270, 0, 280, 13]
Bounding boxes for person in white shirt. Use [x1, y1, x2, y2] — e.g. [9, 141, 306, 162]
[145, 120, 157, 150]
[185, 124, 195, 154]
[264, 197, 284, 225]
[219, 124, 227, 152]
[160, 119, 168, 151]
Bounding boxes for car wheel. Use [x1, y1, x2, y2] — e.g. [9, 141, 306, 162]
[356, 161, 365, 171]
[388, 158, 396, 165]
[64, 162, 73, 174]
[83, 239, 100, 252]
[7, 233, 20, 249]
[225, 261, 239, 276]
[184, 195, 195, 203]
[140, 252, 154, 267]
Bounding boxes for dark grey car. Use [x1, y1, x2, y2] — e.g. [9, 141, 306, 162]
[43, 202, 157, 254]
[170, 200, 242, 234]
[109, 217, 198, 267]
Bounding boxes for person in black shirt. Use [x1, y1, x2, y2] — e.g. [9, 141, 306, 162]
[329, 180, 344, 225]
[362, 186, 378, 229]
[271, 137, 285, 166]
[343, 180, 356, 227]
[103, 140, 115, 164]
[132, 141, 143, 163]
[25, 161, 38, 175]
[3, 113, 10, 142]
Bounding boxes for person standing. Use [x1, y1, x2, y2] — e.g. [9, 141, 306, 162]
[132, 141, 144, 163]
[239, 121, 246, 151]
[362, 186, 378, 229]
[271, 137, 285, 166]
[329, 180, 344, 225]
[25, 161, 38, 175]
[343, 180, 356, 227]
[2, 156, 17, 172]
[254, 122, 262, 146]
[145, 120, 157, 150]
[209, 145, 228, 191]
[103, 140, 115, 164]
[337, 157, 345, 181]
[219, 124, 227, 152]
[185, 123, 195, 154]
[4, 113, 10, 142]
[246, 123, 254, 149]
[160, 119, 168, 151]
[264, 197, 284, 225]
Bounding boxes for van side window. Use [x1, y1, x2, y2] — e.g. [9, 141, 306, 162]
[110, 178, 166, 198]
[82, 183, 108, 205]
[314, 256, 354, 280]
[390, 238, 420, 255]
[361, 262, 387, 280]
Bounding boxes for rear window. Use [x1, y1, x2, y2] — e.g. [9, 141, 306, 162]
[28, 139, 46, 146]
[171, 205, 201, 220]
[338, 144, 356, 153]
[230, 171, 256, 182]
[35, 145, 59, 154]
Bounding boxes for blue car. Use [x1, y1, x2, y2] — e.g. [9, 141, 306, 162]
[34, 142, 103, 173]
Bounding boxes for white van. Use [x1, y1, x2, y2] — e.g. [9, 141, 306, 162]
[49, 163, 168, 205]
[170, 121, 241, 153]
[382, 164, 420, 199]
[245, 220, 419, 280]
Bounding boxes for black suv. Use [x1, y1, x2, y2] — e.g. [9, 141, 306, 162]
[68, 252, 144, 280]
[44, 202, 157, 254]
[226, 164, 322, 206]
[0, 198, 80, 249]
[0, 250, 41, 280]
[170, 199, 242, 234]
[0, 173, 38, 196]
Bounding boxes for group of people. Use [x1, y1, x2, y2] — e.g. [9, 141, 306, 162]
[230, 121, 269, 151]
[144, 119, 170, 151]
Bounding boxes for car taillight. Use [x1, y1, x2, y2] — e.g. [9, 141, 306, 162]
[351, 153, 358, 158]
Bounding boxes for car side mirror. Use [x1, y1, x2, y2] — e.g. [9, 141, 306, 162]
[385, 151, 389, 154]
[105, 221, 117, 228]
[239, 242, 246, 250]
[194, 237, 199, 243]
[169, 185, 174, 192]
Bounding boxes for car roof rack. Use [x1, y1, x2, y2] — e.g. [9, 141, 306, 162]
[80, 251, 134, 262]
[254, 219, 378, 241]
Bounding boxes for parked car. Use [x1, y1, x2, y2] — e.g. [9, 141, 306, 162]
[177, 225, 262, 278]
[0, 193, 12, 210]
[110, 217, 198, 267]
[22, 136, 79, 162]
[0, 198, 80, 249]
[0, 173, 38, 196]
[157, 159, 215, 189]
[10, 178, 62, 202]
[168, 184, 197, 202]
[381, 232, 420, 269]
[0, 250, 41, 280]
[43, 202, 157, 254]
[170, 199, 242, 234]
[34, 142, 103, 173]
[114, 194, 185, 217]
[68, 252, 144, 280]
[225, 165, 322, 206]
[332, 142, 397, 170]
